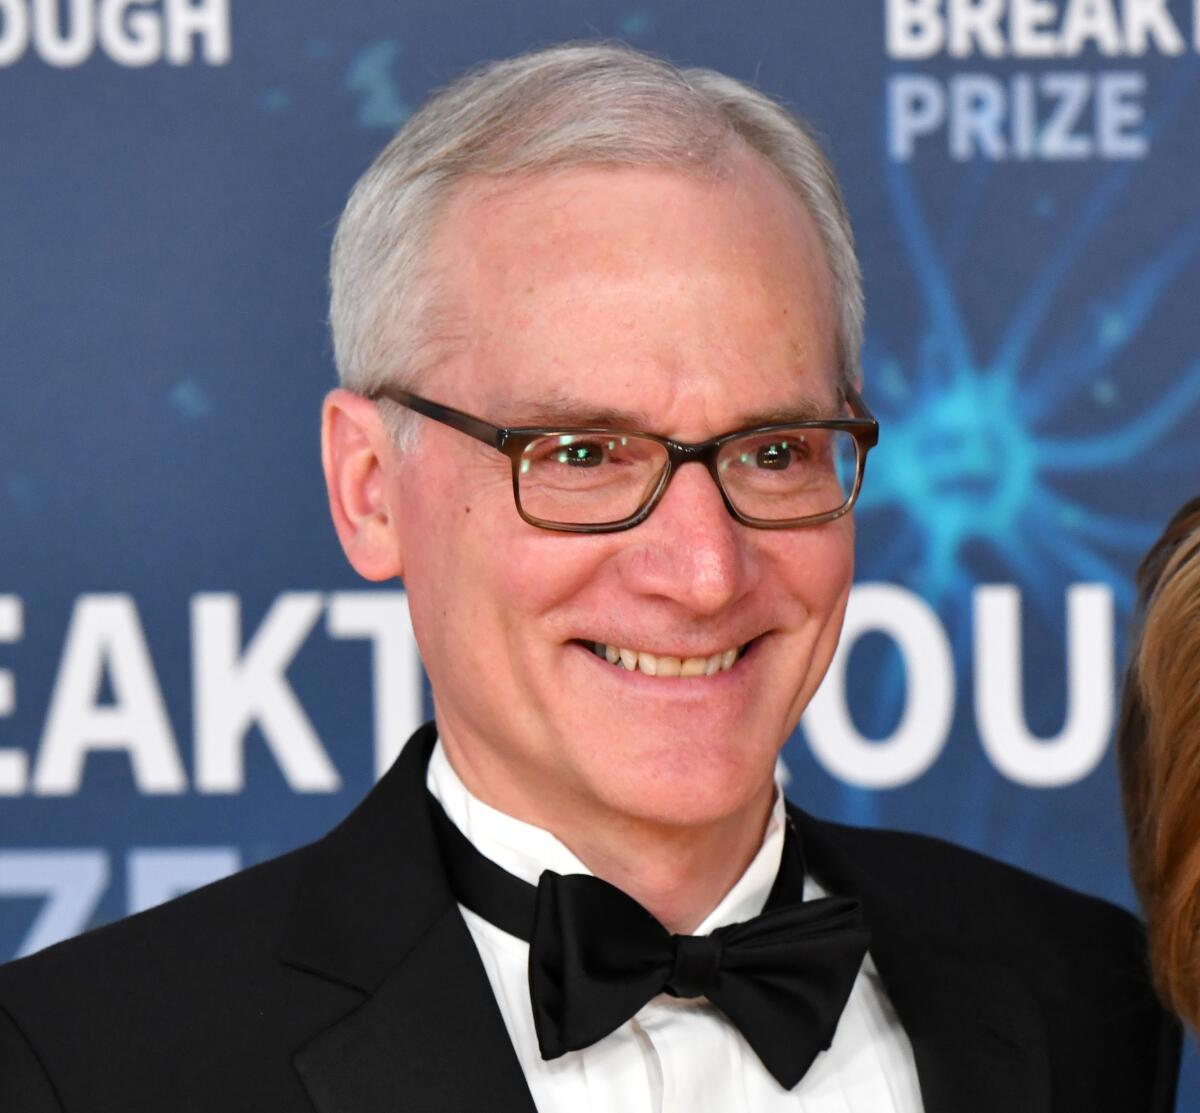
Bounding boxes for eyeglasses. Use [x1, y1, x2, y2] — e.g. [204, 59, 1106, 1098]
[366, 384, 879, 533]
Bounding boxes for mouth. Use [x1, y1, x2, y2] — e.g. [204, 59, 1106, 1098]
[574, 638, 754, 678]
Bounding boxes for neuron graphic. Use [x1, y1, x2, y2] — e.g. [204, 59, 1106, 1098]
[860, 162, 1200, 609]
[827, 80, 1200, 779]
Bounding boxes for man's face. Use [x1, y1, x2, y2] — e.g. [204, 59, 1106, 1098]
[386, 151, 854, 831]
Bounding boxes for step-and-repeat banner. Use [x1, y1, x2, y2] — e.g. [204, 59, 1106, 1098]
[2, 1, 1198, 1101]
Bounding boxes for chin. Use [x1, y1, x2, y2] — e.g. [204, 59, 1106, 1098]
[578, 727, 779, 829]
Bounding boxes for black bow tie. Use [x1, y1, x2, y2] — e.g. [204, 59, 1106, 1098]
[428, 793, 870, 1090]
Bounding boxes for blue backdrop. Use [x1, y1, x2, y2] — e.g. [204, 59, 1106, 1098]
[2, 0, 1198, 1104]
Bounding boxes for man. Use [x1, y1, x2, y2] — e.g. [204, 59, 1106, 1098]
[0, 42, 1179, 1113]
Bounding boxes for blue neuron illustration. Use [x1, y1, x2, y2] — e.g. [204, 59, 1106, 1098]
[859, 159, 1200, 626]
[786, 71, 1200, 819]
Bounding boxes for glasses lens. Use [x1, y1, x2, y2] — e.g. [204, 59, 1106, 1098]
[516, 433, 668, 526]
[716, 427, 860, 522]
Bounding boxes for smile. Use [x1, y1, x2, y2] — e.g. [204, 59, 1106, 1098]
[584, 641, 749, 677]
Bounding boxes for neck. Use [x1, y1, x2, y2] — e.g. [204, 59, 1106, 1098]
[561, 800, 775, 933]
[438, 733, 776, 935]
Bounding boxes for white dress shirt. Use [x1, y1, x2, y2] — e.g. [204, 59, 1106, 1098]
[427, 742, 925, 1113]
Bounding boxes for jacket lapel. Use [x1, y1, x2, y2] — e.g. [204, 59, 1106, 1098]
[292, 906, 537, 1113]
[278, 723, 537, 1113]
[793, 807, 1051, 1113]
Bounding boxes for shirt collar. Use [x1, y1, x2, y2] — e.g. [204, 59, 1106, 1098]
[426, 739, 787, 934]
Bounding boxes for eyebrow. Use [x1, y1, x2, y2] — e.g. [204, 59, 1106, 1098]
[502, 395, 833, 431]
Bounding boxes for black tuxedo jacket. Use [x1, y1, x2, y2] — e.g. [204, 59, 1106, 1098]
[0, 723, 1180, 1112]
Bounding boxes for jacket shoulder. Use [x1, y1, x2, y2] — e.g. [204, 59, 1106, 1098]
[0, 843, 357, 1112]
[793, 808, 1180, 1110]
[801, 808, 1138, 918]
[794, 807, 1154, 993]
[0, 841, 308, 1003]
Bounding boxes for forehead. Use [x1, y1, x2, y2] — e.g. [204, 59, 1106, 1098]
[424, 152, 840, 430]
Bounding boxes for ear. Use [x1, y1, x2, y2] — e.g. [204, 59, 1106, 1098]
[321, 388, 405, 581]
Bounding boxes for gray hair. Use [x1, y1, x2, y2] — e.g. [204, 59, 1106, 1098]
[329, 41, 863, 445]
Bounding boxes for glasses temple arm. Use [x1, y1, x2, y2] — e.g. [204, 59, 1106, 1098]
[367, 386, 507, 449]
[841, 382, 874, 421]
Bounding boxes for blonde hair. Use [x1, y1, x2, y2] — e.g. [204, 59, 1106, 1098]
[1119, 495, 1200, 1027]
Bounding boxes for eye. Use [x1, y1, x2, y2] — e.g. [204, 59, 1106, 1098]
[552, 441, 606, 468]
[755, 440, 794, 470]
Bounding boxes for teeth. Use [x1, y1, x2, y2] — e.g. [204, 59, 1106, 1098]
[592, 642, 746, 677]
[656, 656, 682, 678]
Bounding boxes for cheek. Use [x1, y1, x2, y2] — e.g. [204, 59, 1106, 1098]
[390, 466, 490, 653]
[398, 467, 615, 649]
[774, 518, 856, 616]
[499, 531, 620, 633]
[779, 520, 855, 710]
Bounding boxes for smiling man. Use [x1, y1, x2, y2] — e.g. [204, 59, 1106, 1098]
[325, 147, 861, 936]
[0, 41, 1180, 1113]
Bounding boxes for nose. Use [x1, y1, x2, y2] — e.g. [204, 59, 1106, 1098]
[616, 460, 759, 614]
